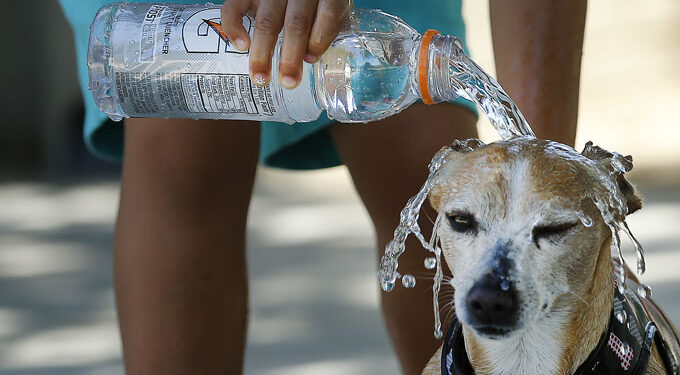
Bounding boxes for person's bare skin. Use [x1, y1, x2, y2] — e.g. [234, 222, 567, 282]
[220, 0, 350, 88]
[490, 0, 588, 146]
[113, 1, 587, 374]
[115, 119, 259, 374]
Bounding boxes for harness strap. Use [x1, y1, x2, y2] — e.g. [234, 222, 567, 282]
[441, 285, 670, 375]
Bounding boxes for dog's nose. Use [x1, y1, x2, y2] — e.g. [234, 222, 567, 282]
[466, 273, 518, 327]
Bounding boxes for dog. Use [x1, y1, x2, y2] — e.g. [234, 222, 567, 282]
[420, 138, 680, 375]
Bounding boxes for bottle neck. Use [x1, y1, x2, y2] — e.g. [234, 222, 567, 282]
[417, 33, 466, 104]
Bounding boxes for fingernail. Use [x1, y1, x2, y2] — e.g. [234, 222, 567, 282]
[252, 73, 267, 86]
[304, 54, 318, 63]
[281, 76, 298, 89]
[234, 38, 248, 51]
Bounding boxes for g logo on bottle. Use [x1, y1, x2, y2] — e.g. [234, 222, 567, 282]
[182, 8, 252, 54]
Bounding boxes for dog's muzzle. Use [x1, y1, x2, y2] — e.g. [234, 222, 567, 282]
[465, 271, 519, 336]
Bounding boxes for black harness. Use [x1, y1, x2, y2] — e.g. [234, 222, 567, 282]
[441, 285, 680, 375]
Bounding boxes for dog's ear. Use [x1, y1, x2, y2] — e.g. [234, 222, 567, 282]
[429, 139, 486, 212]
[581, 141, 642, 215]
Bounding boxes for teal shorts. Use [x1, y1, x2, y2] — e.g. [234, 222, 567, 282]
[59, 0, 476, 169]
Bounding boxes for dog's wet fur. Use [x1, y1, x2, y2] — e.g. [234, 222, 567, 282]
[421, 138, 666, 375]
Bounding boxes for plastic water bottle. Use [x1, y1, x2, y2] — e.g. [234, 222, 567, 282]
[88, 3, 465, 124]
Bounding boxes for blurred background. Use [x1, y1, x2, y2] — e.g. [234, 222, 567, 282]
[1, 1, 679, 374]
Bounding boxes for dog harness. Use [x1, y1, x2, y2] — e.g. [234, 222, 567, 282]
[441, 284, 680, 375]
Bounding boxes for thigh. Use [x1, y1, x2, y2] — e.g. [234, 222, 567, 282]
[330, 103, 477, 232]
[115, 118, 260, 374]
[330, 103, 477, 374]
[119, 118, 260, 219]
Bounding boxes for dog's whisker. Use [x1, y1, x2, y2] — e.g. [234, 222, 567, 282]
[567, 290, 590, 306]
[441, 302, 457, 326]
[423, 210, 436, 226]
[412, 272, 435, 279]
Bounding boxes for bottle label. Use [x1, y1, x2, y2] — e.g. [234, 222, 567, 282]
[109, 4, 290, 122]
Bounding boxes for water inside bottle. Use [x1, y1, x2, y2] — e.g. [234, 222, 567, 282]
[377, 48, 650, 339]
[316, 31, 418, 122]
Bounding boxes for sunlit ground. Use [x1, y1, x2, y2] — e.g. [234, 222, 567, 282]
[1, 165, 679, 375]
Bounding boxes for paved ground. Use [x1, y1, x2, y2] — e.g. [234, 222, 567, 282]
[0, 166, 679, 375]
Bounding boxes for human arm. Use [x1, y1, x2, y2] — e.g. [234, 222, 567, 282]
[489, 0, 588, 146]
[220, 0, 350, 89]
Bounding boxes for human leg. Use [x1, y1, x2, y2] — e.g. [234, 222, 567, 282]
[114, 119, 259, 375]
[330, 104, 477, 374]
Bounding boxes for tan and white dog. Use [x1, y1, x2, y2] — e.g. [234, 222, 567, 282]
[420, 138, 678, 375]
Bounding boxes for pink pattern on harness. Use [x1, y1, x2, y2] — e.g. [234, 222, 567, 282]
[608, 332, 633, 370]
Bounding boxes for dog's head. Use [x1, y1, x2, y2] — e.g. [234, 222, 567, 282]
[429, 138, 641, 340]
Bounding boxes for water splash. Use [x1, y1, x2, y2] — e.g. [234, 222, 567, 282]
[377, 37, 650, 339]
[622, 221, 646, 275]
[426, 35, 535, 140]
[448, 49, 535, 140]
[429, 212, 444, 338]
[380, 137, 651, 339]
[378, 37, 537, 337]
[579, 142, 647, 293]
[576, 210, 594, 228]
[377, 146, 452, 293]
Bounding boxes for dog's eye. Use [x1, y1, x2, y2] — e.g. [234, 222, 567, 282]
[532, 222, 577, 247]
[448, 213, 477, 233]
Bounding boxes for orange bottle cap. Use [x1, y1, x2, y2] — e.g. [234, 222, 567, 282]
[418, 29, 441, 105]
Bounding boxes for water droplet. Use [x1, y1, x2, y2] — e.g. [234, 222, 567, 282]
[637, 284, 652, 299]
[621, 221, 645, 275]
[434, 328, 443, 340]
[500, 278, 510, 291]
[402, 274, 416, 288]
[424, 257, 437, 270]
[615, 310, 627, 324]
[617, 280, 626, 295]
[381, 281, 395, 292]
[619, 342, 631, 357]
[576, 210, 594, 227]
[610, 153, 627, 173]
[129, 40, 135, 45]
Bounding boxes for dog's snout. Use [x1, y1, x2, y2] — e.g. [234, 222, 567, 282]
[466, 273, 518, 329]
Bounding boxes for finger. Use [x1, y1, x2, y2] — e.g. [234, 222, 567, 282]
[278, 0, 317, 89]
[250, 0, 287, 85]
[306, 0, 349, 63]
[221, 0, 253, 51]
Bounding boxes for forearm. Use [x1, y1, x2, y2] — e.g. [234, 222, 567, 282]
[489, 0, 587, 146]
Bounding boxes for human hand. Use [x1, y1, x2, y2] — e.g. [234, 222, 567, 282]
[221, 0, 351, 89]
